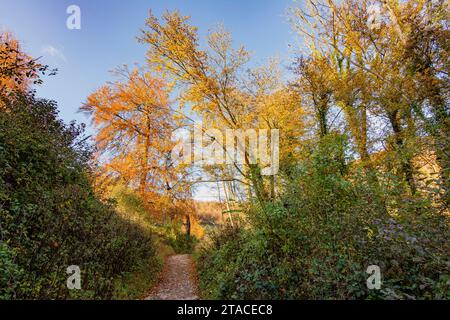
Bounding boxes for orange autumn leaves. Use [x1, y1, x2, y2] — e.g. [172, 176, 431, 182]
[0, 32, 40, 106]
[85, 10, 307, 208]
[139, 11, 306, 202]
[82, 68, 178, 201]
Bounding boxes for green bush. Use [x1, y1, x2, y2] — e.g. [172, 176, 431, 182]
[197, 135, 449, 300]
[0, 243, 25, 299]
[0, 95, 158, 299]
[165, 230, 198, 254]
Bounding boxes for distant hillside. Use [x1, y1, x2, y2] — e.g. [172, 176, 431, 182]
[194, 201, 224, 226]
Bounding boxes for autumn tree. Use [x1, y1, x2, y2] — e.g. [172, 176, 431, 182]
[139, 11, 306, 203]
[83, 68, 176, 198]
[0, 32, 55, 105]
[292, 56, 333, 139]
[290, 0, 449, 199]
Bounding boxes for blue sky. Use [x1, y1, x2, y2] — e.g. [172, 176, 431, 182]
[1, 0, 298, 200]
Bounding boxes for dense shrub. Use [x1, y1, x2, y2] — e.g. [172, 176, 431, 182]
[0, 95, 158, 299]
[197, 135, 449, 300]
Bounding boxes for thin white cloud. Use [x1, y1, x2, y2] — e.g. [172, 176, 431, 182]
[41, 45, 66, 62]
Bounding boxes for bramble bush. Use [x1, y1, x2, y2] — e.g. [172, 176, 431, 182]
[197, 135, 449, 300]
[0, 95, 158, 299]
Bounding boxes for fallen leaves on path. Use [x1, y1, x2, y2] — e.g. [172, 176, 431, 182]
[145, 254, 199, 300]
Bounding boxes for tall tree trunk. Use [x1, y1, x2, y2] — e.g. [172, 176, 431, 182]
[317, 96, 329, 138]
[184, 213, 191, 238]
[426, 89, 449, 204]
[388, 110, 417, 195]
[139, 136, 150, 198]
[139, 116, 152, 198]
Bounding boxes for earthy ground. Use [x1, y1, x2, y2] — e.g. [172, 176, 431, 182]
[144, 254, 199, 300]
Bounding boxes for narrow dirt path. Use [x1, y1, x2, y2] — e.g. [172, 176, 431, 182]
[145, 254, 199, 300]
